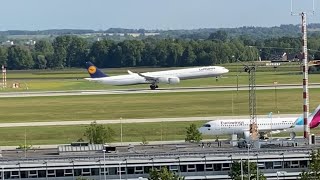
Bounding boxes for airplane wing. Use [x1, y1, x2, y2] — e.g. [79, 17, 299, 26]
[137, 73, 158, 82]
[127, 70, 135, 75]
[136, 73, 180, 84]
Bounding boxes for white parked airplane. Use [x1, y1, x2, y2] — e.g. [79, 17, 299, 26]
[84, 62, 229, 90]
[198, 105, 320, 140]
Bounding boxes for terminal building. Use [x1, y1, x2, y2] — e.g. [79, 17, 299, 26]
[0, 142, 314, 180]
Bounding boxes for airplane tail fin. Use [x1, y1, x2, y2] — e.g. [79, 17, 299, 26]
[308, 105, 320, 129]
[294, 105, 320, 129]
[85, 62, 108, 78]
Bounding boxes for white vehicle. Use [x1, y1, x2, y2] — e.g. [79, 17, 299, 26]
[84, 62, 229, 90]
[198, 105, 320, 140]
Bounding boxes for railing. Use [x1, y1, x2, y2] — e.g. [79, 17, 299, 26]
[0, 147, 313, 164]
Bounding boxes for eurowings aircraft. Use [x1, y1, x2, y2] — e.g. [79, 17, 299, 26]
[84, 62, 229, 90]
[198, 105, 320, 140]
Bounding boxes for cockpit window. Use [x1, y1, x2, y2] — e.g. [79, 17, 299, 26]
[203, 124, 211, 127]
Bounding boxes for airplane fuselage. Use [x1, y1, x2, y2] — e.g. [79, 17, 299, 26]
[85, 66, 228, 86]
[199, 118, 297, 136]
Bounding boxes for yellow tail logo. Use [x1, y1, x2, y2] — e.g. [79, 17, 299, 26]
[88, 66, 97, 74]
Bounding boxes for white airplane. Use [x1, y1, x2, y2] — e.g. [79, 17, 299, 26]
[84, 62, 229, 90]
[198, 105, 320, 140]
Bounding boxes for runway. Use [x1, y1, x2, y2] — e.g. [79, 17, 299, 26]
[0, 83, 319, 98]
[0, 114, 299, 127]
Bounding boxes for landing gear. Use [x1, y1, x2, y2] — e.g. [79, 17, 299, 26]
[150, 84, 159, 90]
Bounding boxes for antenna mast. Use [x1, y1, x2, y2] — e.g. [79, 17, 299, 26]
[291, 0, 314, 143]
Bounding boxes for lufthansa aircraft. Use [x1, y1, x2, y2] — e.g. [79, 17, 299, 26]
[198, 105, 320, 140]
[84, 62, 229, 90]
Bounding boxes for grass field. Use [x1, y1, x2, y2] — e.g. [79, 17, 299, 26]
[0, 63, 319, 146]
[0, 89, 319, 123]
[1, 64, 319, 91]
[2, 71, 320, 91]
[0, 121, 206, 146]
[1, 121, 319, 146]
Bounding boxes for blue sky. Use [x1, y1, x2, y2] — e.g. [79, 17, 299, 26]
[0, 0, 318, 30]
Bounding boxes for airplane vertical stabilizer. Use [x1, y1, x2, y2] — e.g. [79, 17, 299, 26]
[85, 62, 108, 78]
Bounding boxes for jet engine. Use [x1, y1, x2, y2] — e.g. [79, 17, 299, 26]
[158, 77, 180, 84]
[290, 132, 296, 139]
[243, 131, 250, 140]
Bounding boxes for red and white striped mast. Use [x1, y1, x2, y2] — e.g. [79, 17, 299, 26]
[291, 0, 314, 143]
[1, 65, 6, 88]
[301, 12, 310, 140]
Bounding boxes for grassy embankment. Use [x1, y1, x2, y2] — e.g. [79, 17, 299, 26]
[0, 89, 319, 145]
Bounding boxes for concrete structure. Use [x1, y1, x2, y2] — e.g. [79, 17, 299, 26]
[0, 142, 314, 179]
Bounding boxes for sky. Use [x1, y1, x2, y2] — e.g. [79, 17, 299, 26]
[0, 0, 319, 30]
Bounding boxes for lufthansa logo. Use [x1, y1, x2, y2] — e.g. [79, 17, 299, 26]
[88, 66, 96, 74]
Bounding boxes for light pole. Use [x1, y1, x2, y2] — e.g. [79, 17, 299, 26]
[269, 112, 273, 139]
[149, 158, 154, 170]
[119, 161, 122, 180]
[17, 162, 21, 180]
[124, 159, 128, 180]
[1, 166, 4, 180]
[274, 81, 278, 113]
[247, 144, 251, 180]
[240, 158, 244, 180]
[103, 149, 106, 180]
[228, 155, 233, 168]
[97, 160, 101, 180]
[120, 117, 123, 145]
[70, 160, 75, 180]
[176, 157, 181, 177]
[255, 154, 259, 180]
[43, 161, 48, 180]
[306, 152, 311, 168]
[280, 153, 284, 169]
[202, 156, 207, 179]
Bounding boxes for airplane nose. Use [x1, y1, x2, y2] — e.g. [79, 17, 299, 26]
[224, 68, 229, 73]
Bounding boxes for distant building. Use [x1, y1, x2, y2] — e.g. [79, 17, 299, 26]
[25, 40, 36, 45]
[1, 40, 14, 46]
[144, 32, 160, 36]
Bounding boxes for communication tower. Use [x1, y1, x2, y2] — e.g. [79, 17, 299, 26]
[244, 64, 258, 141]
[291, 0, 314, 143]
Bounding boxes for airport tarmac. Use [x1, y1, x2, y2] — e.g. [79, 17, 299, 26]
[0, 83, 319, 98]
[0, 114, 299, 127]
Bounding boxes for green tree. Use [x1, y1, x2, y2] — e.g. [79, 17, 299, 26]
[229, 160, 266, 180]
[148, 167, 184, 180]
[51, 36, 69, 68]
[67, 36, 88, 67]
[34, 55, 47, 69]
[0, 46, 8, 66]
[7, 46, 34, 69]
[208, 30, 229, 42]
[185, 124, 202, 143]
[166, 42, 183, 67]
[300, 149, 320, 179]
[180, 45, 196, 66]
[88, 40, 114, 67]
[84, 121, 115, 144]
[34, 40, 54, 56]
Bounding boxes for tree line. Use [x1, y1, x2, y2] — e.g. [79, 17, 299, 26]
[1, 31, 320, 70]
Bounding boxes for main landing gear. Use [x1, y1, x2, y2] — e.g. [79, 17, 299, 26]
[150, 84, 159, 90]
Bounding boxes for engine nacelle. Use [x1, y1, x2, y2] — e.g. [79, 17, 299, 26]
[290, 132, 296, 139]
[243, 131, 250, 140]
[158, 77, 180, 84]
